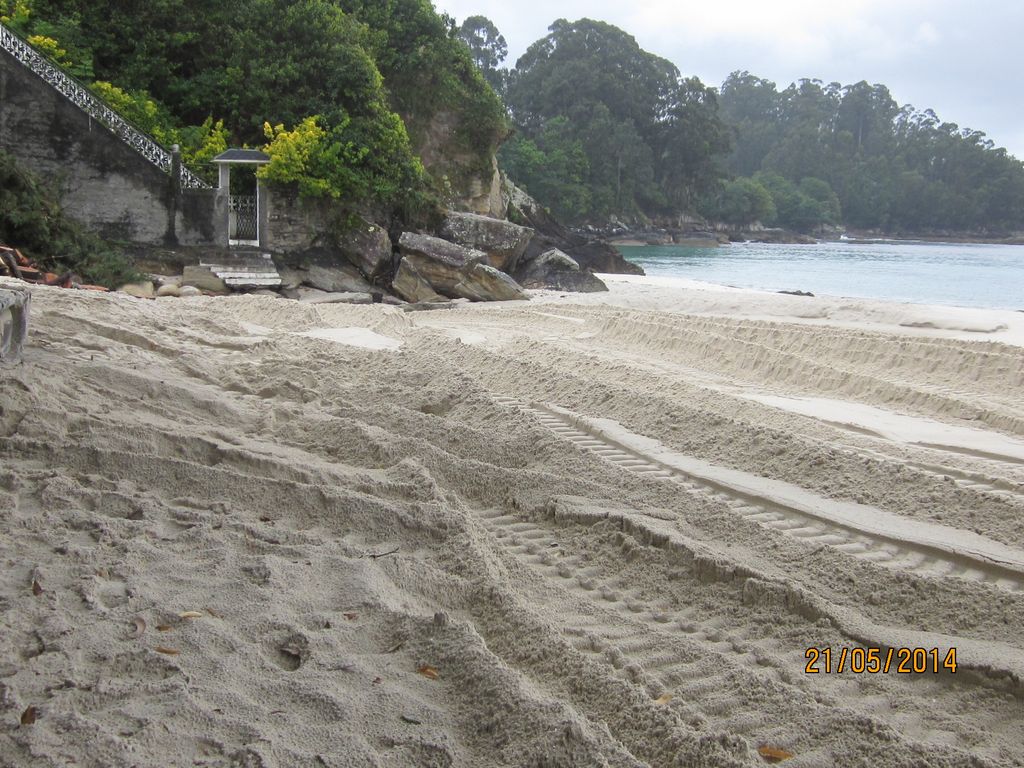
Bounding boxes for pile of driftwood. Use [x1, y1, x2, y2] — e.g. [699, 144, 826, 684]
[0, 245, 107, 290]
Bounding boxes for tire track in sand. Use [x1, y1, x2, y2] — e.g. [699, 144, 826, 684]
[472, 504, 1023, 765]
[495, 397, 1024, 593]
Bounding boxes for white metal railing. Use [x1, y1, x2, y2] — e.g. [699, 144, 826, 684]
[0, 22, 210, 189]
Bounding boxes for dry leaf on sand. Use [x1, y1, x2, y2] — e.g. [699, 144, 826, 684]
[31, 580, 43, 596]
[416, 665, 440, 680]
[178, 611, 204, 619]
[156, 625, 173, 632]
[132, 617, 147, 638]
[654, 693, 673, 705]
[758, 745, 794, 763]
[20, 706, 37, 726]
[154, 646, 180, 656]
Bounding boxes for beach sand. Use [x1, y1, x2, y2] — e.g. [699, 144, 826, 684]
[2, 275, 1023, 767]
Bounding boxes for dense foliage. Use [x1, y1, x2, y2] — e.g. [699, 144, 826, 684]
[473, 13, 1023, 235]
[499, 19, 732, 223]
[6, 0, 504, 209]
[713, 72, 1024, 234]
[0, 151, 140, 287]
[330, 0, 507, 181]
[456, 15, 507, 95]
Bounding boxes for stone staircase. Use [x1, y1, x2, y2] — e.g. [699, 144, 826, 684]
[198, 250, 281, 289]
[0, 21, 209, 189]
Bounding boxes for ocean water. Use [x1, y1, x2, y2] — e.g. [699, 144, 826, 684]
[617, 241, 1024, 311]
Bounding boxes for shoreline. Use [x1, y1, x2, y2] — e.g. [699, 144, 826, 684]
[523, 273, 1024, 347]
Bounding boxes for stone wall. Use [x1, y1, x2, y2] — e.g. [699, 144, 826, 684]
[263, 188, 338, 255]
[0, 47, 223, 246]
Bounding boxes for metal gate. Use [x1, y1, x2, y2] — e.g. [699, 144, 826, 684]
[229, 195, 258, 244]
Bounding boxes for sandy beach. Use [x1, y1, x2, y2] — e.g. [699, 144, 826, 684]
[2, 274, 1023, 767]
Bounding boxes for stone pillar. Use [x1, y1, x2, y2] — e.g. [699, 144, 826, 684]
[257, 177, 269, 250]
[165, 144, 181, 245]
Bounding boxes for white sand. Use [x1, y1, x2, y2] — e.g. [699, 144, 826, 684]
[297, 327, 403, 351]
[2, 276, 1024, 767]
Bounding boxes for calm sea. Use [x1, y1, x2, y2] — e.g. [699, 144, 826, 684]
[617, 241, 1024, 311]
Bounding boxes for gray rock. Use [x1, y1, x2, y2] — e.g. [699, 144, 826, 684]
[0, 282, 30, 362]
[296, 287, 374, 305]
[539, 270, 607, 293]
[396, 232, 528, 302]
[178, 285, 203, 297]
[304, 263, 375, 294]
[504, 178, 644, 276]
[438, 211, 534, 272]
[392, 258, 445, 304]
[397, 232, 485, 294]
[515, 248, 608, 293]
[337, 218, 393, 279]
[454, 263, 529, 302]
[381, 294, 406, 306]
[182, 266, 228, 293]
[277, 268, 305, 291]
[155, 283, 181, 297]
[119, 281, 155, 299]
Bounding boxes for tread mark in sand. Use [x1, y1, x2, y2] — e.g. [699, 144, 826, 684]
[493, 396, 1024, 593]
[472, 508, 998, 755]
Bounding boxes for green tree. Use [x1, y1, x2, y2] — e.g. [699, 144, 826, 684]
[22, 0, 430, 208]
[456, 15, 507, 94]
[504, 18, 730, 221]
[717, 69, 1024, 234]
[700, 177, 775, 227]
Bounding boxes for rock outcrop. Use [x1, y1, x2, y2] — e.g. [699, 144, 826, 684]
[454, 263, 529, 302]
[515, 248, 607, 293]
[504, 179, 644, 276]
[396, 232, 528, 302]
[283, 262, 375, 295]
[392, 258, 445, 304]
[336, 219, 393, 279]
[438, 211, 533, 273]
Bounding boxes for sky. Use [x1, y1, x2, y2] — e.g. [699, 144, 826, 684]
[433, 0, 1024, 160]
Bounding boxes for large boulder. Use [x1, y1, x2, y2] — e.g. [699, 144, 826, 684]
[438, 211, 534, 273]
[337, 218, 393, 279]
[396, 232, 528, 302]
[515, 248, 607, 293]
[504, 178, 644, 276]
[392, 258, 445, 304]
[303, 262, 375, 294]
[397, 232, 484, 295]
[454, 263, 529, 302]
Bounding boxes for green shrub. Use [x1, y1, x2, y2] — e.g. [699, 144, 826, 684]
[0, 151, 141, 287]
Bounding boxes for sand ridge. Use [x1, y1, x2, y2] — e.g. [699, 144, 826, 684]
[1, 281, 1023, 766]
